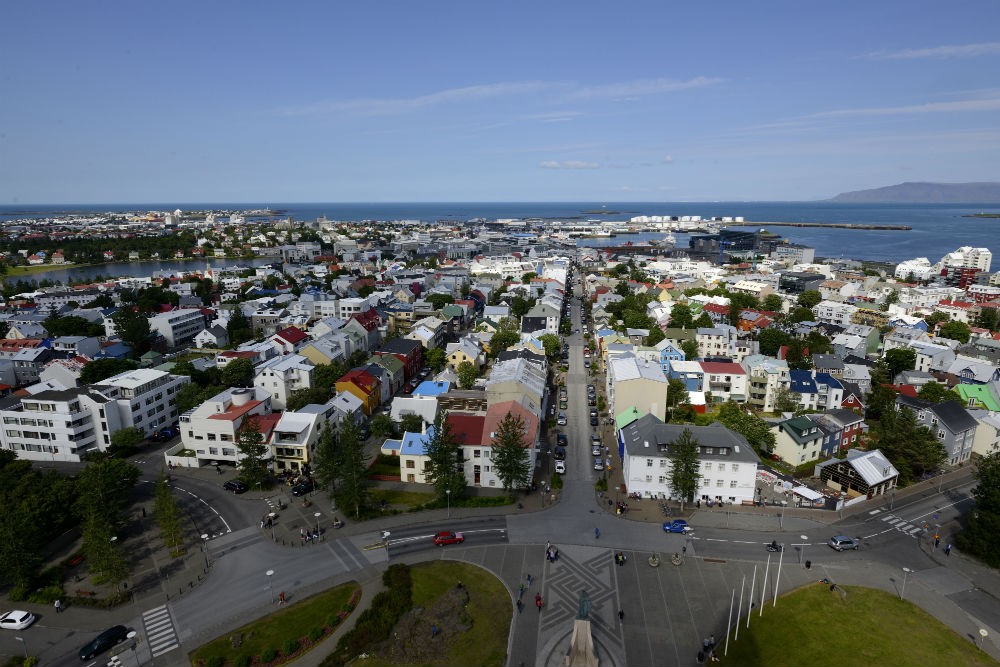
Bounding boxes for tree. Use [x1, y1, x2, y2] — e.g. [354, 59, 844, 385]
[865, 361, 898, 422]
[726, 293, 760, 327]
[917, 382, 962, 404]
[669, 429, 701, 510]
[426, 347, 446, 372]
[666, 378, 690, 414]
[796, 290, 822, 309]
[312, 422, 339, 496]
[884, 348, 917, 380]
[226, 309, 253, 347]
[680, 339, 699, 361]
[773, 387, 800, 413]
[80, 358, 139, 385]
[670, 303, 693, 329]
[401, 413, 425, 433]
[154, 473, 185, 556]
[490, 412, 532, 494]
[938, 320, 971, 344]
[716, 401, 776, 456]
[974, 307, 998, 332]
[43, 313, 104, 338]
[762, 294, 784, 312]
[488, 329, 519, 357]
[81, 512, 129, 587]
[221, 357, 254, 387]
[758, 328, 791, 356]
[425, 293, 454, 310]
[787, 307, 815, 323]
[924, 311, 950, 329]
[521, 272, 537, 284]
[873, 406, 946, 485]
[74, 457, 141, 523]
[457, 361, 479, 389]
[423, 413, 465, 504]
[785, 339, 812, 370]
[538, 333, 561, 358]
[109, 427, 144, 456]
[110, 307, 152, 356]
[333, 420, 369, 519]
[957, 452, 1000, 567]
[370, 413, 397, 439]
[646, 327, 665, 347]
[235, 417, 270, 490]
[693, 313, 714, 329]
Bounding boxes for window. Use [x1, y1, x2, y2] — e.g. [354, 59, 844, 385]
[730, 480, 738, 488]
[716, 479, 723, 487]
[474, 450, 481, 458]
[938, 431, 945, 439]
[660, 459, 667, 468]
[705, 447, 714, 455]
[406, 460, 415, 468]
[731, 464, 739, 472]
[645, 475, 653, 483]
[647, 459, 654, 467]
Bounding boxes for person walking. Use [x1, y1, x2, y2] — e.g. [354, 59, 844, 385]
[618, 608, 625, 623]
[535, 593, 543, 611]
[945, 543, 953, 556]
[595, 527, 600, 540]
[54, 599, 62, 614]
[526, 573, 533, 586]
[278, 591, 286, 605]
[516, 599, 524, 614]
[519, 582, 525, 598]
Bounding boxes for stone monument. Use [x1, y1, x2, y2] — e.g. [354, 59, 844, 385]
[564, 590, 598, 666]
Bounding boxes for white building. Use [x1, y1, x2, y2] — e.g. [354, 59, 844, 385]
[940, 246, 992, 273]
[894, 258, 937, 282]
[618, 415, 760, 504]
[91, 368, 191, 437]
[147, 309, 207, 348]
[179, 387, 274, 466]
[253, 354, 315, 411]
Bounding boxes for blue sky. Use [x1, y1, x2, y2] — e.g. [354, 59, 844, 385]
[3, 1, 1000, 204]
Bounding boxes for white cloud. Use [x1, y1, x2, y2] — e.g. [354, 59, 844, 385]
[814, 96, 1000, 118]
[568, 76, 722, 100]
[662, 155, 674, 164]
[539, 160, 600, 169]
[869, 42, 1000, 60]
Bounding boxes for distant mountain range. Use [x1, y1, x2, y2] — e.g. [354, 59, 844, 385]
[827, 182, 1000, 203]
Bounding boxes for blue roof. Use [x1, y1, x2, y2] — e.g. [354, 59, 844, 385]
[413, 381, 450, 397]
[400, 426, 435, 456]
[815, 373, 843, 389]
[381, 438, 402, 454]
[789, 370, 817, 394]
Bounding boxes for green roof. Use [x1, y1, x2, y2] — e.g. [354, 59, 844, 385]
[615, 406, 645, 430]
[955, 384, 1000, 411]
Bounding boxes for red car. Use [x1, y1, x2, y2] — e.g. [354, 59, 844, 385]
[432, 530, 465, 546]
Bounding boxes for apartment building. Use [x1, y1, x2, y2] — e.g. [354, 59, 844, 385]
[253, 354, 315, 410]
[148, 309, 208, 348]
[179, 387, 274, 466]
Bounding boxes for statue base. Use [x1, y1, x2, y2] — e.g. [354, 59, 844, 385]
[564, 619, 599, 667]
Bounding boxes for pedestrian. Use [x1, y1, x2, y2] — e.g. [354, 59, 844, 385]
[703, 638, 711, 651]
[300, 528, 306, 542]
[946, 543, 953, 556]
[697, 651, 705, 664]
[431, 623, 438, 638]
[709, 634, 715, 649]
[595, 527, 600, 539]
[519, 583, 525, 598]
[934, 535, 941, 549]
[216, 465, 222, 475]
[141, 506, 146, 518]
[54, 599, 62, 614]
[278, 591, 286, 605]
[535, 593, 543, 611]
[546, 540, 551, 551]
[618, 608, 624, 622]
[516, 599, 523, 614]
[526, 573, 533, 586]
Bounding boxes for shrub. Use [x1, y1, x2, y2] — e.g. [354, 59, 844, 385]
[234, 656, 251, 667]
[309, 627, 324, 642]
[282, 638, 299, 655]
[27, 585, 64, 605]
[23, 658, 39, 667]
[326, 613, 342, 628]
[206, 657, 224, 667]
[261, 648, 277, 663]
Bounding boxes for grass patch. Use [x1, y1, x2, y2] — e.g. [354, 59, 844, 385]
[356, 561, 508, 667]
[721, 584, 998, 667]
[189, 582, 360, 667]
[368, 454, 401, 477]
[368, 488, 434, 509]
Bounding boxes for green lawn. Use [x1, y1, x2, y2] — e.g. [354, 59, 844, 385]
[188, 582, 360, 667]
[357, 561, 509, 667]
[368, 488, 434, 509]
[721, 585, 997, 667]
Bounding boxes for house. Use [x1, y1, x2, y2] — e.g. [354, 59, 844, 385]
[269, 410, 322, 475]
[789, 370, 844, 412]
[895, 396, 978, 465]
[606, 355, 670, 421]
[741, 355, 790, 413]
[370, 354, 405, 396]
[473, 398, 541, 488]
[148, 309, 208, 348]
[698, 361, 748, 404]
[374, 337, 424, 381]
[335, 369, 381, 416]
[771, 415, 826, 465]
[253, 354, 315, 410]
[178, 387, 275, 467]
[300, 333, 349, 367]
[808, 408, 867, 455]
[815, 449, 898, 499]
[399, 427, 434, 484]
[840, 381, 867, 415]
[269, 326, 310, 355]
[654, 339, 686, 374]
[485, 357, 547, 413]
[194, 325, 229, 349]
[390, 380, 449, 426]
[446, 335, 486, 371]
[618, 416, 760, 504]
[50, 336, 101, 359]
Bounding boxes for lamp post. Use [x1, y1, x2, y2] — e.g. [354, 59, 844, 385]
[799, 535, 808, 565]
[446, 489, 451, 519]
[314, 511, 322, 540]
[266, 569, 275, 603]
[126, 630, 139, 667]
[201, 534, 210, 568]
[900, 567, 912, 600]
[14, 636, 26, 659]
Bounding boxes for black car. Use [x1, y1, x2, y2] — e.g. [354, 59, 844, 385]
[291, 479, 316, 496]
[590, 415, 599, 426]
[556, 432, 568, 447]
[553, 446, 567, 461]
[79, 625, 129, 660]
[223, 480, 248, 494]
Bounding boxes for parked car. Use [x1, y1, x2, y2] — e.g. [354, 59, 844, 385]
[554, 460, 566, 474]
[0, 610, 35, 631]
[592, 443, 602, 457]
[590, 414, 599, 426]
[557, 412, 567, 425]
[554, 446, 567, 461]
[556, 433, 568, 447]
[291, 479, 316, 496]
[223, 480, 248, 494]
[663, 519, 693, 534]
[79, 625, 130, 660]
[560, 399, 568, 410]
[828, 535, 861, 551]
[432, 530, 464, 546]
[593, 457, 604, 471]
[588, 396, 597, 407]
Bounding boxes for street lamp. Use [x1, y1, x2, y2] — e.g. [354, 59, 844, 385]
[900, 567, 912, 600]
[446, 489, 451, 519]
[201, 534, 210, 568]
[266, 569, 275, 603]
[314, 511, 322, 539]
[126, 630, 139, 667]
[799, 535, 808, 565]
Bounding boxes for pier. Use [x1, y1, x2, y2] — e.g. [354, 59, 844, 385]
[725, 221, 911, 230]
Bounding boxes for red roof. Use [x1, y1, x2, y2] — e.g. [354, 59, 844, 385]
[446, 413, 487, 446]
[275, 327, 308, 344]
[209, 399, 264, 421]
[699, 361, 746, 374]
[351, 309, 380, 332]
[703, 303, 730, 314]
[482, 400, 539, 449]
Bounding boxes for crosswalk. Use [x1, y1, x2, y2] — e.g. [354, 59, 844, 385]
[143, 604, 180, 657]
[878, 513, 926, 537]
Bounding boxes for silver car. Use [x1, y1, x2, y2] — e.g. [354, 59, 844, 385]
[827, 535, 861, 551]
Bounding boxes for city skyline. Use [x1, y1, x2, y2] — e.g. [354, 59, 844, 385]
[3, 1, 1000, 204]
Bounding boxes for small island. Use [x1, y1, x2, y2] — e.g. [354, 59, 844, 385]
[963, 213, 1000, 218]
